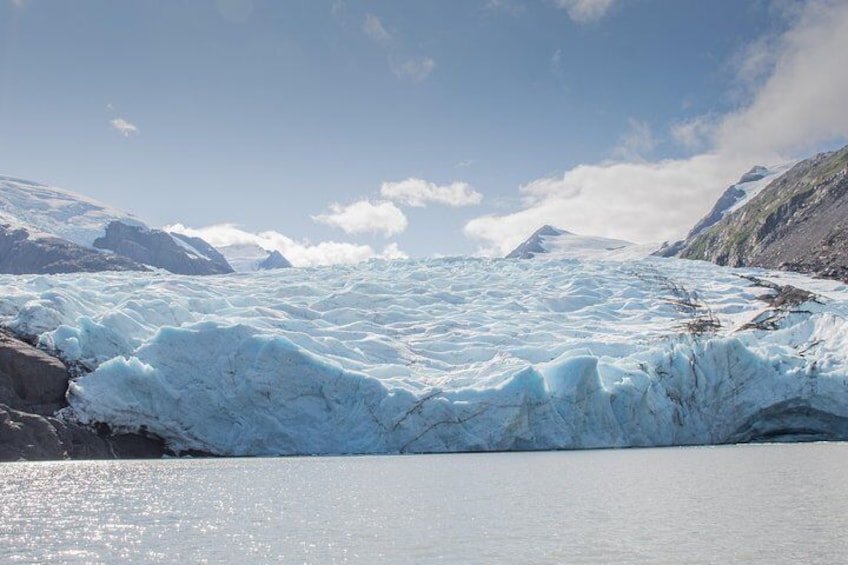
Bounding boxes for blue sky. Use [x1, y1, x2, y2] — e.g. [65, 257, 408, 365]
[2, 0, 847, 264]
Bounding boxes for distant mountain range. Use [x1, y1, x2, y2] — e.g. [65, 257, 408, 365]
[0, 176, 292, 275]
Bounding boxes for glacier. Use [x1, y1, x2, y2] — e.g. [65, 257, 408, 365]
[0, 257, 847, 456]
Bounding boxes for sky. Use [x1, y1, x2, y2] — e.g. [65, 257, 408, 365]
[2, 0, 848, 265]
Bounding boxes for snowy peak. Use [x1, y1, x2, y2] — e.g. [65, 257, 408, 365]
[0, 175, 233, 275]
[506, 225, 636, 260]
[0, 176, 144, 247]
[687, 163, 796, 240]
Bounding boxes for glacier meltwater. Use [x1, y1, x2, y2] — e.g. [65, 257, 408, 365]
[1, 257, 847, 456]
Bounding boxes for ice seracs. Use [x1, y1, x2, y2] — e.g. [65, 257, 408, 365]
[2, 257, 846, 456]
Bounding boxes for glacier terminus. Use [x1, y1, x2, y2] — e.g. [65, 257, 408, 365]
[1, 256, 846, 456]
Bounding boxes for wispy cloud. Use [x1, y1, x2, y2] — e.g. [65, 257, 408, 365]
[362, 13, 437, 83]
[483, 0, 525, 16]
[389, 57, 436, 83]
[611, 119, 655, 161]
[313, 200, 408, 237]
[363, 13, 393, 44]
[554, 0, 615, 23]
[110, 118, 139, 137]
[381, 178, 483, 207]
[465, 0, 848, 255]
[550, 49, 563, 77]
[167, 223, 406, 267]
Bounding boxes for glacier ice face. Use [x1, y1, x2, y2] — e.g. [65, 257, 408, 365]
[0, 257, 847, 456]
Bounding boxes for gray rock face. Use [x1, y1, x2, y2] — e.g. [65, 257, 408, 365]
[0, 333, 69, 415]
[0, 332, 165, 461]
[94, 221, 234, 275]
[257, 250, 293, 270]
[670, 145, 848, 282]
[0, 224, 146, 274]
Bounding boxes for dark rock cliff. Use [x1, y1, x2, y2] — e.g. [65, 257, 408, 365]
[94, 221, 234, 275]
[0, 333, 164, 461]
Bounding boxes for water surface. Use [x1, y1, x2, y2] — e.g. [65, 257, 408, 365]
[2, 443, 846, 563]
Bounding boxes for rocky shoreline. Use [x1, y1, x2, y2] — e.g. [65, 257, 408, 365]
[0, 332, 164, 462]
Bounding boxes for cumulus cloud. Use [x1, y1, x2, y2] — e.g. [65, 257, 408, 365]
[465, 0, 848, 256]
[363, 13, 393, 44]
[380, 178, 483, 207]
[554, 0, 615, 23]
[166, 223, 407, 267]
[714, 0, 848, 157]
[312, 200, 408, 237]
[390, 57, 437, 82]
[110, 118, 138, 137]
[464, 154, 749, 256]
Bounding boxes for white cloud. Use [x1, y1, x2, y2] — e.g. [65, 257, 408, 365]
[166, 223, 407, 267]
[464, 154, 748, 256]
[312, 200, 408, 237]
[10, 0, 25, 7]
[611, 118, 655, 161]
[363, 13, 393, 44]
[715, 0, 848, 157]
[465, 0, 848, 256]
[380, 178, 483, 207]
[554, 0, 615, 23]
[390, 57, 437, 82]
[109, 118, 138, 137]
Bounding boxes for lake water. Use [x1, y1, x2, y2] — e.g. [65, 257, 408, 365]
[1, 442, 846, 564]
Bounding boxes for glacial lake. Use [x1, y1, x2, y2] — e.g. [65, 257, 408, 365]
[1, 443, 846, 564]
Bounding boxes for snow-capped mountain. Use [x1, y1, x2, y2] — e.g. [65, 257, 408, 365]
[506, 225, 641, 260]
[0, 175, 145, 247]
[3, 257, 845, 456]
[0, 175, 232, 275]
[663, 143, 848, 282]
[217, 243, 292, 272]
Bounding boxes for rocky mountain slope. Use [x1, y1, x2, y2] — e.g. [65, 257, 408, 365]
[94, 222, 233, 276]
[0, 224, 147, 274]
[664, 145, 848, 281]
